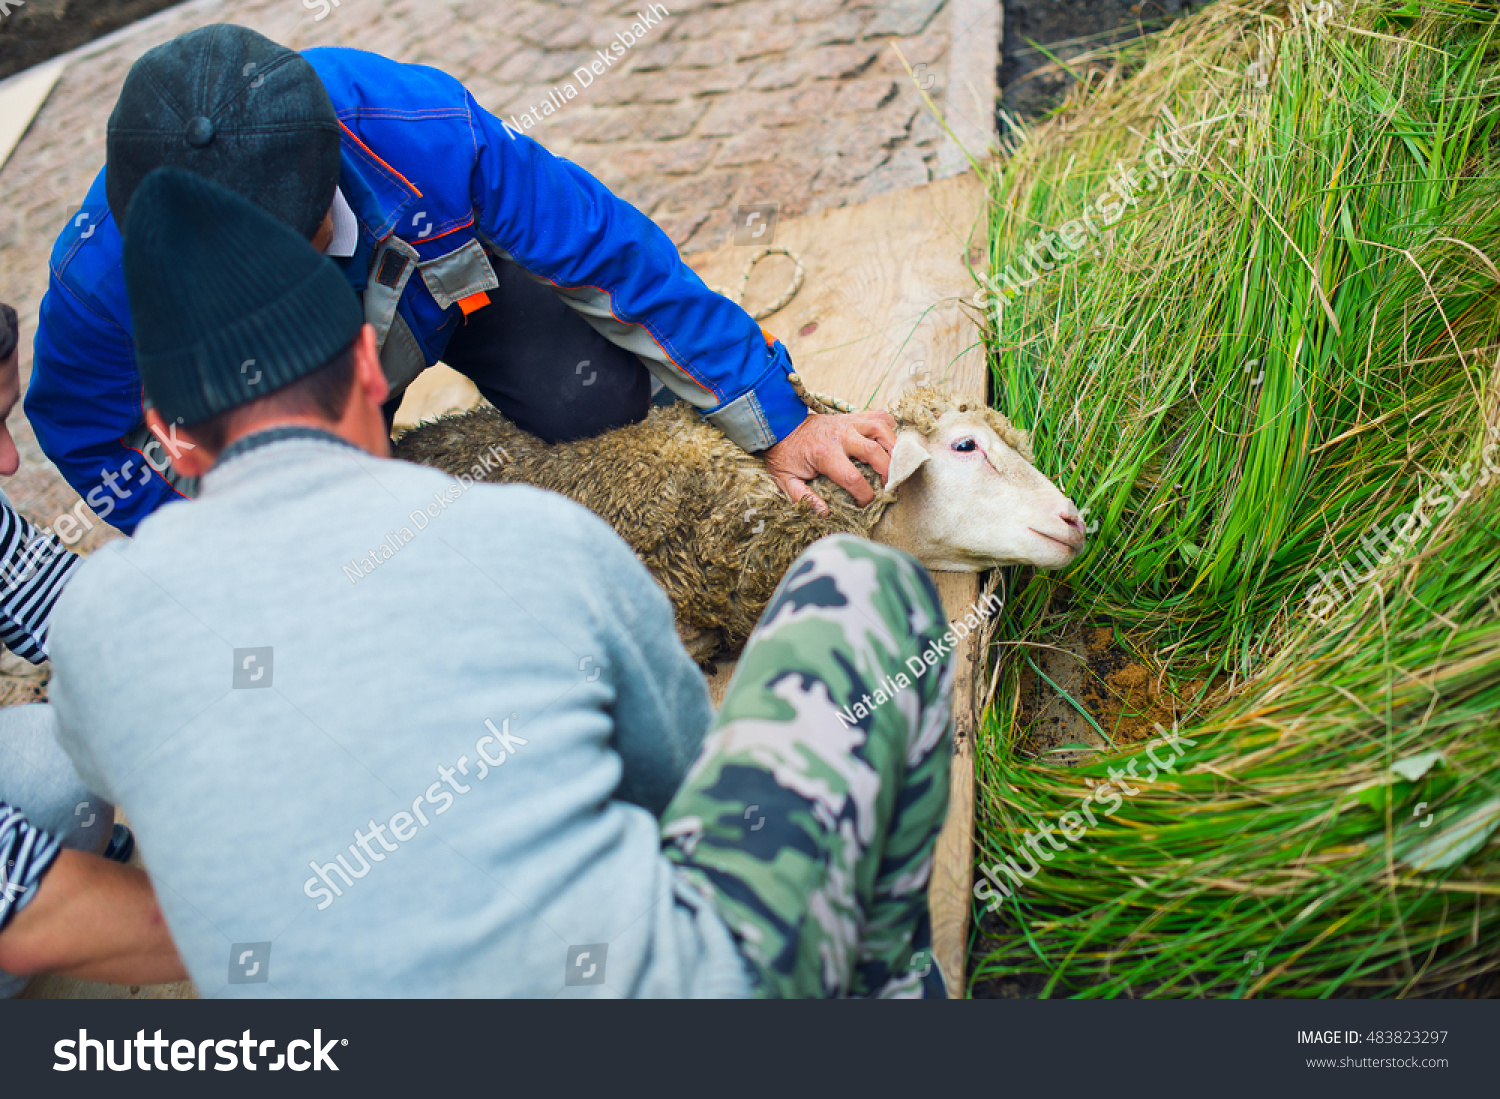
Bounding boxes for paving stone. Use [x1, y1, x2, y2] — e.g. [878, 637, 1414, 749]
[877, 28, 949, 68]
[675, 211, 727, 254]
[758, 82, 840, 127]
[695, 95, 754, 137]
[542, 16, 606, 49]
[610, 138, 722, 177]
[808, 43, 883, 80]
[730, 158, 823, 216]
[562, 103, 641, 143]
[625, 39, 681, 72]
[678, 34, 748, 68]
[637, 100, 711, 140]
[747, 56, 806, 92]
[714, 126, 795, 168]
[814, 144, 892, 189]
[808, 12, 867, 46]
[833, 78, 898, 114]
[494, 48, 550, 84]
[735, 24, 801, 61]
[866, 0, 949, 39]
[551, 49, 607, 84]
[784, 0, 845, 23]
[651, 207, 712, 248]
[521, 7, 578, 46]
[857, 144, 931, 198]
[654, 169, 746, 216]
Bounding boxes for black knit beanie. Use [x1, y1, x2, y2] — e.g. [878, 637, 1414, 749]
[124, 168, 365, 427]
[107, 24, 341, 239]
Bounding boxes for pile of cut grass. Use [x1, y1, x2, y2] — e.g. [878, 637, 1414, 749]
[972, 0, 1500, 997]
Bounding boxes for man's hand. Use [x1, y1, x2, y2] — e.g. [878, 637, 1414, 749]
[763, 411, 897, 515]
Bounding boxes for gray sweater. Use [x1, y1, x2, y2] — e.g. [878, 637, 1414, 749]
[49, 429, 751, 997]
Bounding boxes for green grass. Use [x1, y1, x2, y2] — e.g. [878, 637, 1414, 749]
[972, 0, 1500, 997]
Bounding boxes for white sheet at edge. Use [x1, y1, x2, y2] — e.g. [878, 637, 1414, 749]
[0, 60, 66, 175]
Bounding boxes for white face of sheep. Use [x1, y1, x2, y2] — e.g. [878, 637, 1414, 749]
[883, 411, 1085, 571]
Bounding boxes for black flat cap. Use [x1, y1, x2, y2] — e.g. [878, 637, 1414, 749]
[106, 24, 342, 240]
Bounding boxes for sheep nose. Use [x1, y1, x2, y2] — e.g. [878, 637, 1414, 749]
[1060, 505, 1087, 546]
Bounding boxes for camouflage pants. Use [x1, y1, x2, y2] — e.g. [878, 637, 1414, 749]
[662, 535, 954, 998]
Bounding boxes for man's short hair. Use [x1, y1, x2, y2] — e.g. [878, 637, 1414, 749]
[188, 338, 360, 454]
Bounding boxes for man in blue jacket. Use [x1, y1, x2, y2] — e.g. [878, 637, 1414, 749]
[26, 23, 895, 536]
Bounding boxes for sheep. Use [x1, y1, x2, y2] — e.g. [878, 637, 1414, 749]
[392, 379, 1085, 659]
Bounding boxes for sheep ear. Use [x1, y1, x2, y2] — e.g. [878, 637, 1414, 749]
[885, 434, 930, 492]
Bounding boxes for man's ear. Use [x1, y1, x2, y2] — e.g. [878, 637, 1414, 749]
[144, 407, 213, 479]
[885, 433, 930, 492]
[353, 324, 387, 408]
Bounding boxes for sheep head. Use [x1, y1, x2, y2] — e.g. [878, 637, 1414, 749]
[872, 387, 1085, 571]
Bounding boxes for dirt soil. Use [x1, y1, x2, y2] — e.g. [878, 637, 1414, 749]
[0, 0, 189, 82]
[1016, 621, 1201, 760]
[1000, 0, 1201, 122]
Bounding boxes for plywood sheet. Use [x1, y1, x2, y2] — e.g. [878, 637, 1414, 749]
[392, 363, 482, 430]
[0, 61, 65, 175]
[687, 172, 989, 995]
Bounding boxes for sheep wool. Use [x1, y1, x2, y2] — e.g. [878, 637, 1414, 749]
[392, 381, 1023, 658]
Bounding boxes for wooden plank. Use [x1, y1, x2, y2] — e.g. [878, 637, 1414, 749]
[0, 61, 64, 175]
[392, 364, 481, 430]
[687, 172, 988, 995]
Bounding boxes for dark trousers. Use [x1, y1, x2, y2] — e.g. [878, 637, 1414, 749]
[436, 261, 653, 442]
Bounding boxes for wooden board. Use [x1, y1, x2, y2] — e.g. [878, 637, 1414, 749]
[0, 61, 64, 175]
[392, 363, 482, 430]
[687, 171, 989, 995]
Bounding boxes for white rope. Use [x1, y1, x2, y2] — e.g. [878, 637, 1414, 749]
[718, 246, 805, 321]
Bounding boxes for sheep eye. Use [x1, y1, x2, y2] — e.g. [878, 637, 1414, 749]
[951, 438, 978, 453]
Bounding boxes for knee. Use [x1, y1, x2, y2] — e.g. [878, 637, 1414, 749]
[796, 535, 945, 621]
[0, 705, 112, 855]
[511, 364, 651, 444]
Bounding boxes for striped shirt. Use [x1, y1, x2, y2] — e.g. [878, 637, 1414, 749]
[0, 489, 80, 929]
[0, 489, 81, 664]
[0, 802, 60, 930]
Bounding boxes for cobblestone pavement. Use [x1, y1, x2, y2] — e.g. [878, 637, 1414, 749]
[0, 0, 997, 554]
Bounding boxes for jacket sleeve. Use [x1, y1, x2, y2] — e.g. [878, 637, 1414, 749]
[465, 98, 809, 452]
[25, 272, 187, 537]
